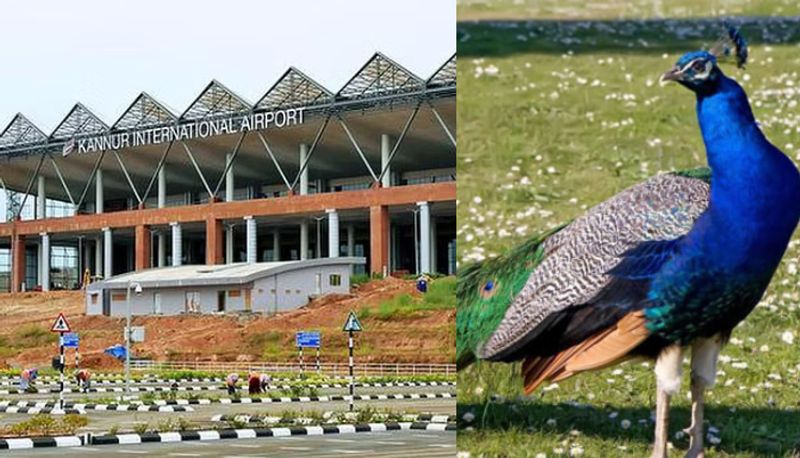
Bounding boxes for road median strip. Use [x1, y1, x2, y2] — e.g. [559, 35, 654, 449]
[211, 413, 457, 424]
[0, 381, 455, 393]
[0, 422, 455, 449]
[0, 401, 193, 412]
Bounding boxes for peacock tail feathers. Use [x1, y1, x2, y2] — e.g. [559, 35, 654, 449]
[456, 223, 567, 367]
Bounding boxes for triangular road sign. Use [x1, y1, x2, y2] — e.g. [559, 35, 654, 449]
[50, 313, 71, 333]
[342, 311, 363, 332]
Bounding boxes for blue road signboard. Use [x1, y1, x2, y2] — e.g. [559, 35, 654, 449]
[62, 333, 79, 348]
[296, 331, 321, 348]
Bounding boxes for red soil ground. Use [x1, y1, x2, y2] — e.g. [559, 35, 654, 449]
[0, 277, 454, 370]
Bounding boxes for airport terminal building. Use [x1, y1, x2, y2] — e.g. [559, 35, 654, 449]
[0, 52, 456, 292]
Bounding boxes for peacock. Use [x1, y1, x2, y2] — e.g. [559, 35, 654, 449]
[457, 27, 800, 458]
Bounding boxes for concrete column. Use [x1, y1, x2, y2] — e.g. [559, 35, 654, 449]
[418, 201, 431, 274]
[300, 221, 309, 260]
[369, 205, 389, 276]
[103, 227, 112, 279]
[36, 176, 46, 219]
[157, 232, 166, 267]
[299, 144, 309, 195]
[94, 236, 103, 278]
[390, 224, 398, 271]
[225, 153, 235, 202]
[11, 235, 25, 293]
[225, 226, 234, 264]
[171, 222, 182, 267]
[206, 216, 224, 265]
[347, 224, 355, 257]
[272, 230, 280, 261]
[36, 241, 42, 287]
[40, 233, 50, 291]
[245, 216, 257, 263]
[381, 134, 392, 188]
[135, 225, 151, 271]
[327, 210, 339, 258]
[430, 217, 438, 274]
[95, 168, 104, 214]
[157, 165, 166, 208]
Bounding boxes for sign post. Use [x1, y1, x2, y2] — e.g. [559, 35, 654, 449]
[342, 311, 363, 412]
[295, 331, 321, 376]
[50, 313, 72, 411]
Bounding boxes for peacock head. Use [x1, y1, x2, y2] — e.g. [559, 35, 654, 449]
[660, 51, 721, 91]
[660, 26, 748, 94]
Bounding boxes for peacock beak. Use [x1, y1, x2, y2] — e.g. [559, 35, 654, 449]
[659, 66, 683, 86]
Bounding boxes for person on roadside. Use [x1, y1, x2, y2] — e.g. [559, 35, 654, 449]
[75, 368, 91, 393]
[259, 373, 272, 392]
[19, 368, 38, 392]
[248, 371, 261, 394]
[225, 373, 239, 395]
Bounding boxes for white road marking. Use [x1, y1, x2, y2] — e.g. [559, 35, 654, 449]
[116, 450, 149, 455]
[325, 438, 356, 443]
[280, 446, 312, 451]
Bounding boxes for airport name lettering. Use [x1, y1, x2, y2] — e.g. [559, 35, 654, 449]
[75, 108, 305, 154]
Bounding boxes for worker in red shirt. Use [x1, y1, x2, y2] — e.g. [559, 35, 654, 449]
[248, 371, 261, 395]
[75, 369, 91, 393]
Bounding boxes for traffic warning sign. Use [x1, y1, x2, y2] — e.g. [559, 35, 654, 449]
[50, 313, 71, 333]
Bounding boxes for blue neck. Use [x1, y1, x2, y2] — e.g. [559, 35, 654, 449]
[692, 74, 800, 270]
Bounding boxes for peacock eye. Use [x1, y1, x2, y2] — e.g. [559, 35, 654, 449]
[692, 61, 706, 72]
[480, 280, 498, 299]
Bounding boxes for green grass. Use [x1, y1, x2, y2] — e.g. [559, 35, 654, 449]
[458, 0, 800, 20]
[457, 3, 800, 457]
[372, 277, 456, 320]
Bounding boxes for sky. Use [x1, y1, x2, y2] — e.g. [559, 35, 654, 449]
[0, 0, 454, 133]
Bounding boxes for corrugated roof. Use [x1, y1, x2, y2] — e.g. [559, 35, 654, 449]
[88, 258, 366, 290]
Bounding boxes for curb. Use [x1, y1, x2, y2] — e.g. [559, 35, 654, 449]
[2, 392, 453, 409]
[0, 381, 456, 394]
[0, 422, 454, 450]
[0, 407, 85, 415]
[0, 401, 193, 412]
[211, 413, 457, 424]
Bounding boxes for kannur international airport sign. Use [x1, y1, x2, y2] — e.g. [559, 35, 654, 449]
[66, 107, 306, 155]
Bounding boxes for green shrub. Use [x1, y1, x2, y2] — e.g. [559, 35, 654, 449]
[350, 273, 371, 287]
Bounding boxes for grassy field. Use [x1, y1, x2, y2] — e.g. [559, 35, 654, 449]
[457, 1, 800, 456]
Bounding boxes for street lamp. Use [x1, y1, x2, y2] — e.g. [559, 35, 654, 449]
[125, 281, 142, 395]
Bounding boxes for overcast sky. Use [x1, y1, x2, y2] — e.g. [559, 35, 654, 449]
[0, 0, 454, 133]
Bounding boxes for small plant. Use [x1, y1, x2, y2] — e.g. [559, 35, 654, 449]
[227, 418, 247, 429]
[133, 422, 149, 435]
[108, 425, 119, 435]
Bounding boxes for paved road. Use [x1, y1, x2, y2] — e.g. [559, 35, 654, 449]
[4, 430, 456, 457]
[0, 398, 457, 432]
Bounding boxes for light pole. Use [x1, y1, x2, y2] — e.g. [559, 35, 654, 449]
[125, 281, 142, 395]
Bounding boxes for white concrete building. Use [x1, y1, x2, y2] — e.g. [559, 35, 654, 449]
[86, 257, 364, 316]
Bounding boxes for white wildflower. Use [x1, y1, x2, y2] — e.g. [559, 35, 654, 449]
[782, 331, 794, 345]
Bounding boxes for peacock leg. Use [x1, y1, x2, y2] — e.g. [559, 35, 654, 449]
[685, 336, 721, 458]
[652, 345, 684, 458]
